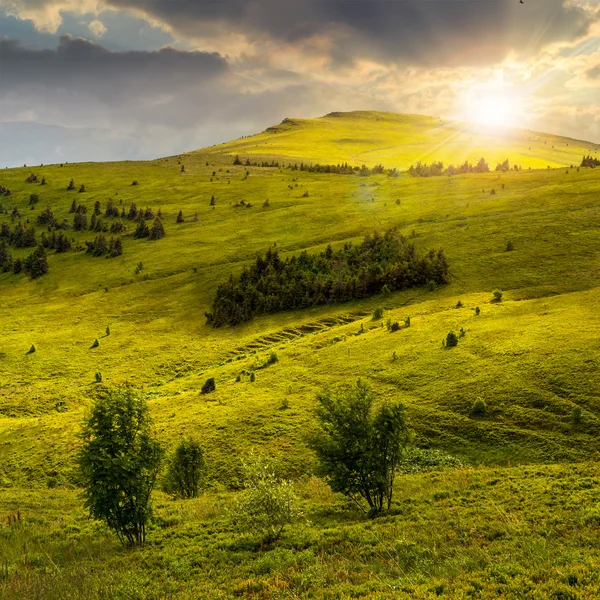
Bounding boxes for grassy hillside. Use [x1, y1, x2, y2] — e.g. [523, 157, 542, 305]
[2, 462, 600, 599]
[211, 111, 600, 170]
[1, 111, 600, 597]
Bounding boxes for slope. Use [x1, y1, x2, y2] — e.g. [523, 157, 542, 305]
[0, 144, 599, 487]
[209, 110, 600, 170]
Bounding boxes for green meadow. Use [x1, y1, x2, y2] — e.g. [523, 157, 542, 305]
[1, 111, 600, 598]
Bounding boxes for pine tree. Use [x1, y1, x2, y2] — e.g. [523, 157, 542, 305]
[134, 218, 150, 238]
[176, 211, 184, 223]
[24, 245, 49, 278]
[69, 198, 77, 213]
[94, 201, 101, 215]
[67, 179, 75, 191]
[149, 217, 165, 240]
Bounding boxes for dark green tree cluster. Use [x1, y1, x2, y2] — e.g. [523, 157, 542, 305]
[495, 159, 521, 172]
[25, 173, 39, 183]
[36, 207, 56, 227]
[206, 228, 450, 327]
[41, 231, 72, 253]
[409, 158, 491, 177]
[0, 240, 13, 272]
[0, 221, 37, 247]
[0, 185, 11, 197]
[23, 245, 49, 278]
[149, 217, 165, 240]
[581, 155, 600, 168]
[85, 235, 123, 257]
[105, 199, 120, 218]
[287, 162, 391, 176]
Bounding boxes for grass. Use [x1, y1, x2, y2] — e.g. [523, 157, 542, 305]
[0, 110, 600, 597]
[2, 463, 600, 599]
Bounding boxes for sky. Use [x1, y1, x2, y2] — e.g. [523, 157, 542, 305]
[1, 0, 600, 166]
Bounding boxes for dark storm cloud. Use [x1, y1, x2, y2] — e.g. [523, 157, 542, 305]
[0, 35, 227, 90]
[104, 0, 597, 66]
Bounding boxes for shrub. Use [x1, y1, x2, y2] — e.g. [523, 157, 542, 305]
[446, 332, 459, 348]
[27, 344, 36, 354]
[95, 372, 102, 383]
[232, 456, 302, 543]
[492, 289, 503, 302]
[201, 377, 216, 394]
[164, 438, 206, 498]
[176, 210, 184, 223]
[78, 389, 163, 546]
[23, 245, 48, 278]
[67, 179, 75, 191]
[91, 338, 99, 348]
[390, 322, 400, 332]
[475, 307, 481, 316]
[250, 372, 256, 382]
[267, 351, 278, 365]
[106, 326, 110, 336]
[309, 379, 410, 513]
[471, 398, 487, 417]
[78, 184, 86, 193]
[29, 193, 40, 206]
[505, 240, 514, 252]
[131, 180, 138, 186]
[426, 280, 436, 291]
[372, 307, 384, 320]
[456, 300, 463, 308]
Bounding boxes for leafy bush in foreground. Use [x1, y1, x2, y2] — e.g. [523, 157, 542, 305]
[78, 389, 163, 547]
[309, 379, 410, 514]
[207, 228, 449, 327]
[232, 456, 302, 543]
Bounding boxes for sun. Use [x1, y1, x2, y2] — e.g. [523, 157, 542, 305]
[461, 82, 522, 129]
[470, 95, 516, 127]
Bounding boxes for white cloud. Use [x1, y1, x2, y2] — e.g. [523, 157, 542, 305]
[88, 18, 106, 38]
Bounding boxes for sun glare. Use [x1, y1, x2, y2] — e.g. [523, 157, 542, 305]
[461, 81, 522, 129]
[470, 95, 516, 127]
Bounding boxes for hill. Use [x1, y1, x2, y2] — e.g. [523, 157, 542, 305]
[1, 111, 600, 598]
[210, 111, 600, 170]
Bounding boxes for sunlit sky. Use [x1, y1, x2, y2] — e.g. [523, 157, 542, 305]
[1, 0, 599, 165]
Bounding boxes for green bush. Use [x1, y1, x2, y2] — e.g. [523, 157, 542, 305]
[78, 389, 163, 546]
[446, 332, 459, 348]
[27, 344, 36, 354]
[95, 372, 102, 383]
[232, 456, 302, 543]
[475, 307, 481, 316]
[492, 289, 503, 302]
[372, 307, 384, 320]
[201, 377, 216, 394]
[164, 438, 206, 498]
[471, 398, 488, 417]
[91, 338, 99, 349]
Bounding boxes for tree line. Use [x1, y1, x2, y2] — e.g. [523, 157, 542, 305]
[408, 158, 523, 177]
[581, 155, 600, 168]
[206, 228, 450, 327]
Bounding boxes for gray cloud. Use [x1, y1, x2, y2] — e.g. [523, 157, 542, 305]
[103, 0, 597, 66]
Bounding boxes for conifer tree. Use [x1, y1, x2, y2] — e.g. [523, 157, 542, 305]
[149, 217, 165, 240]
[176, 210, 184, 223]
[134, 218, 150, 238]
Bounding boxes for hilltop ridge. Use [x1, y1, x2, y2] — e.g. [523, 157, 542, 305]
[207, 110, 599, 170]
